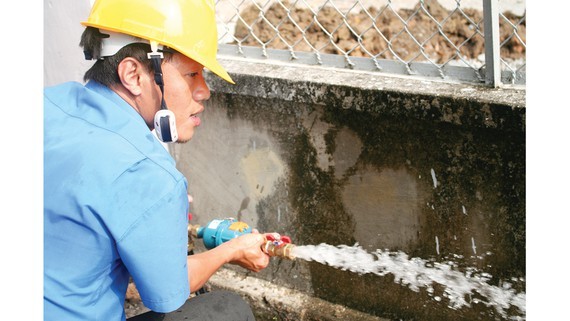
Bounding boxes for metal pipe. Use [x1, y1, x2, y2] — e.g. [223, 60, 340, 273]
[483, 0, 502, 87]
[189, 222, 296, 259]
[263, 241, 296, 260]
[188, 224, 200, 238]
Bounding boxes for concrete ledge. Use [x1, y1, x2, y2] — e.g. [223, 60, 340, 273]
[206, 56, 526, 132]
[209, 268, 389, 321]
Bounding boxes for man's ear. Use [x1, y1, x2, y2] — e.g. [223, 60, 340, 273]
[117, 57, 146, 96]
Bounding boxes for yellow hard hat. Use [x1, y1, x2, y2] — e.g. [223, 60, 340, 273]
[82, 0, 234, 84]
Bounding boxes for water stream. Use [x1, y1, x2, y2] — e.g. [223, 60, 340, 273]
[291, 243, 526, 319]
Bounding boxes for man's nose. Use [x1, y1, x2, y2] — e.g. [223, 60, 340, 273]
[193, 75, 211, 102]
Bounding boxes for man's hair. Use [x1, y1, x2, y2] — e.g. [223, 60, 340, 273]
[80, 27, 173, 86]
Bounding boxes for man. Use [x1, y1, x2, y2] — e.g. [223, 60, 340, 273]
[44, 0, 272, 320]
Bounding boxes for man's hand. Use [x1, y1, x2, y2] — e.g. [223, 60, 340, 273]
[224, 231, 270, 272]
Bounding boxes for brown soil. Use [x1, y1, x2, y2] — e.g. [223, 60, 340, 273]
[233, 0, 525, 64]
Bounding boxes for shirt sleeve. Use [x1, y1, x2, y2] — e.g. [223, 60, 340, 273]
[115, 177, 190, 313]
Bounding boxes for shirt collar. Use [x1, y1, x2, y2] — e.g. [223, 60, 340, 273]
[85, 80, 147, 126]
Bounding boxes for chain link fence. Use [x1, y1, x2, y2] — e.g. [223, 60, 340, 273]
[214, 0, 526, 86]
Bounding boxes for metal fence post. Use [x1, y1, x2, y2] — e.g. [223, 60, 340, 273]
[483, 0, 501, 87]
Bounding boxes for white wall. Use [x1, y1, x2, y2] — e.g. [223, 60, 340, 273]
[44, 0, 93, 86]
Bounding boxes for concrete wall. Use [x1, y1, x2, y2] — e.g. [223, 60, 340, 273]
[174, 59, 525, 321]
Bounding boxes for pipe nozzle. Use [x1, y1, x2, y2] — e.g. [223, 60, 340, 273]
[263, 241, 296, 260]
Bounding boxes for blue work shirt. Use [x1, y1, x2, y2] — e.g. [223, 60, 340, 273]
[44, 81, 190, 321]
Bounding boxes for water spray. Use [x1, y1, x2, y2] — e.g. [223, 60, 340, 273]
[188, 218, 524, 319]
[290, 243, 526, 319]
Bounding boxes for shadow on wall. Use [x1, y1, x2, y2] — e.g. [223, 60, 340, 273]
[173, 92, 525, 321]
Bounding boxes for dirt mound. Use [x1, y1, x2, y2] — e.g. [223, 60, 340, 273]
[233, 0, 525, 64]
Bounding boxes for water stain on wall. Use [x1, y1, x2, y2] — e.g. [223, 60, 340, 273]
[343, 166, 422, 251]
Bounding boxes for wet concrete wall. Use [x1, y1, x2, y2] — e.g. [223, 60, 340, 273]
[171, 58, 525, 321]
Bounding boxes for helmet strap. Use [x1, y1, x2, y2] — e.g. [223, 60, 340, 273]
[147, 41, 167, 110]
[148, 40, 178, 143]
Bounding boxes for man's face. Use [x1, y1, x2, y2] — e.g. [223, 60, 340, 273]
[159, 53, 211, 143]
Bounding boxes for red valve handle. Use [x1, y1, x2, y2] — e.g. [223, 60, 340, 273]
[265, 234, 292, 246]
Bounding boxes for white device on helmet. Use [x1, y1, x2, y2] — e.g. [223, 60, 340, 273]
[154, 109, 178, 142]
